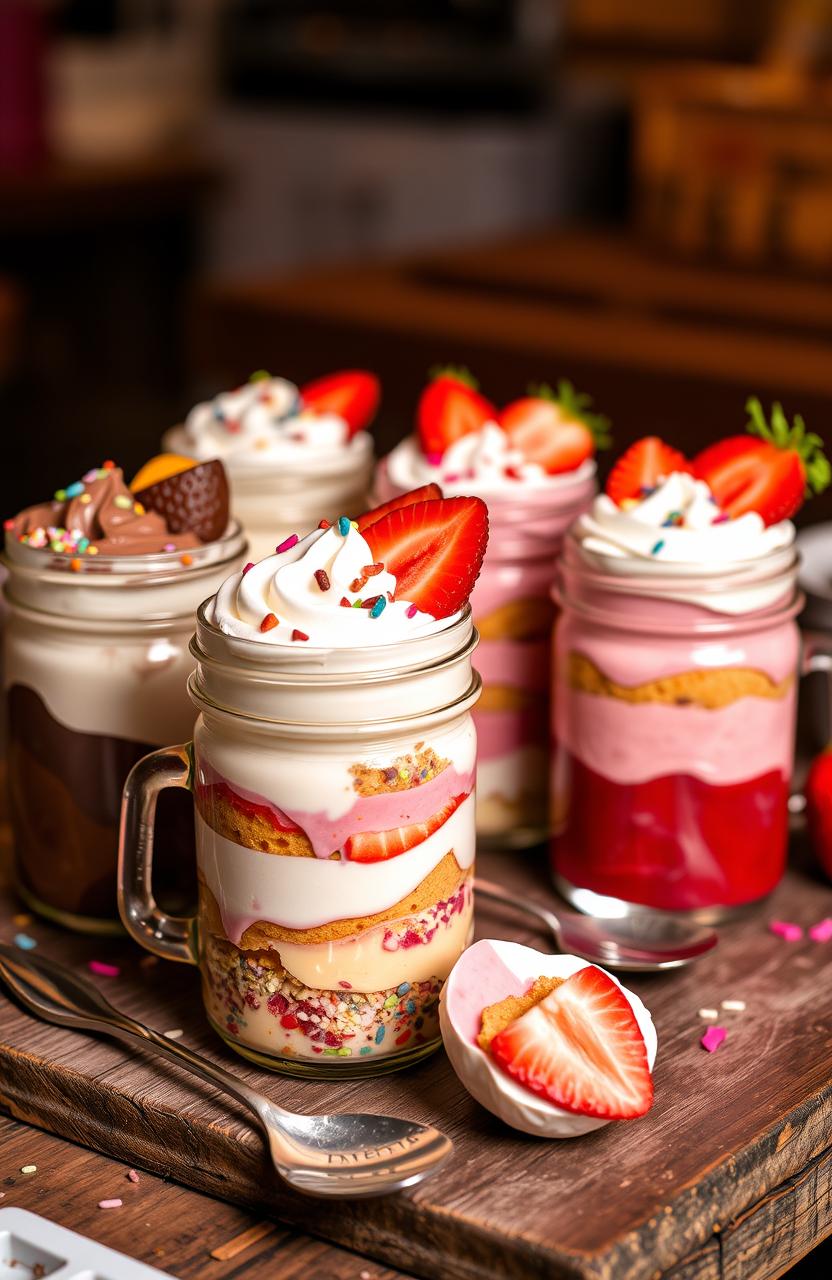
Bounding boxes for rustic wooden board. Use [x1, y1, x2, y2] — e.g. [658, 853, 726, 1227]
[2, 825, 832, 1280]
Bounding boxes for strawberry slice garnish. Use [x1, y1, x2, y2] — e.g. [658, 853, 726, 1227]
[605, 437, 692, 506]
[417, 367, 496, 458]
[299, 370, 380, 437]
[345, 793, 465, 862]
[490, 965, 653, 1120]
[500, 380, 611, 475]
[356, 483, 442, 533]
[362, 495, 488, 618]
[692, 397, 830, 525]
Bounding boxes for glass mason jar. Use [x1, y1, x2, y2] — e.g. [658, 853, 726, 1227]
[119, 606, 480, 1077]
[2, 525, 246, 932]
[550, 535, 804, 921]
[374, 459, 596, 846]
[164, 426, 374, 562]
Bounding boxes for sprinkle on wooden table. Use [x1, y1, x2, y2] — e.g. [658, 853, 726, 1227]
[14, 934, 37, 950]
[12, 913, 32, 928]
[127, 1169, 140, 1183]
[698, 1008, 718, 1020]
[209, 1221, 281, 1261]
[700, 1026, 727, 1053]
[360, 1271, 371, 1279]
[769, 920, 803, 942]
[88, 960, 120, 977]
[98, 1198, 123, 1210]
[20, 1165, 37, 1174]
[721, 999, 746, 1012]
[809, 918, 832, 943]
[163, 1028, 183, 1040]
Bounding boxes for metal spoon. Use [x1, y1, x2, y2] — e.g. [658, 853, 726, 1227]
[0, 942, 451, 1199]
[475, 879, 717, 970]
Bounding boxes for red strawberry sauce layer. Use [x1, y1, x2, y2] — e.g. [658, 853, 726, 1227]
[196, 762, 475, 859]
[552, 754, 788, 910]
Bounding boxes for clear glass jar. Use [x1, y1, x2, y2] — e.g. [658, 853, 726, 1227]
[164, 427, 374, 562]
[550, 535, 803, 921]
[2, 525, 246, 932]
[119, 606, 479, 1077]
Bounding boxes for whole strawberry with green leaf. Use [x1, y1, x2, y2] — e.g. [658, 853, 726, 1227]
[500, 380, 612, 475]
[694, 398, 830, 525]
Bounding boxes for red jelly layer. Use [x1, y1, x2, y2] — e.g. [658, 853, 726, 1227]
[551, 753, 788, 911]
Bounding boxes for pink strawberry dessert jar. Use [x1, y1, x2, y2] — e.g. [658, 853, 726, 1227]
[377, 372, 605, 846]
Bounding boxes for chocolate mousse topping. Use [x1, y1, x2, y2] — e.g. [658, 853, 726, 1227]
[7, 462, 201, 557]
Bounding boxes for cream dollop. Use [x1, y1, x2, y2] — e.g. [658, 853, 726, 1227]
[209, 523, 449, 646]
[178, 376, 362, 466]
[386, 423, 595, 497]
[572, 471, 796, 613]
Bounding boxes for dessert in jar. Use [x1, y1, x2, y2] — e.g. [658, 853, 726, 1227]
[3, 455, 245, 931]
[164, 369, 379, 561]
[552, 402, 829, 920]
[119, 489, 488, 1075]
[376, 369, 604, 845]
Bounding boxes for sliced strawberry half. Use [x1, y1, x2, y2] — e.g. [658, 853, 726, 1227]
[345, 793, 465, 862]
[490, 965, 653, 1120]
[692, 397, 830, 525]
[417, 367, 496, 458]
[501, 380, 611, 475]
[605, 437, 692, 506]
[300, 370, 380, 436]
[362, 495, 489, 618]
[356, 483, 442, 533]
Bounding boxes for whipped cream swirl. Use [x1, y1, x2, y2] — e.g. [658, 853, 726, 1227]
[209, 523, 447, 646]
[178, 376, 364, 468]
[386, 423, 596, 498]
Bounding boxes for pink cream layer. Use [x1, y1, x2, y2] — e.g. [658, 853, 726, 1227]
[554, 686, 796, 787]
[197, 760, 476, 858]
[473, 638, 549, 693]
[476, 704, 547, 762]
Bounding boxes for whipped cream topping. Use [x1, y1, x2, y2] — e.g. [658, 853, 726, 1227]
[577, 471, 794, 567]
[181, 376, 363, 467]
[386, 423, 596, 498]
[209, 522, 448, 647]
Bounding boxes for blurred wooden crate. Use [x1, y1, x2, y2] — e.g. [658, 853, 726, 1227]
[635, 65, 832, 270]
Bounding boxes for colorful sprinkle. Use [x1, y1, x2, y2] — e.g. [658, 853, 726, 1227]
[370, 596, 386, 618]
[163, 1028, 184, 1040]
[700, 1026, 726, 1053]
[163, 542, 175, 552]
[14, 934, 37, 950]
[3, 518, 13, 530]
[127, 1169, 140, 1183]
[70, 558, 82, 572]
[721, 999, 746, 1012]
[318, 518, 331, 530]
[80, 493, 92, 505]
[88, 960, 120, 977]
[242, 562, 255, 575]
[54, 489, 67, 501]
[98, 1199, 123, 1210]
[180, 554, 193, 566]
[712, 512, 730, 525]
[406, 603, 418, 619]
[292, 629, 309, 642]
[698, 1008, 719, 1020]
[20, 1165, 37, 1175]
[365, 562, 383, 577]
[12, 913, 31, 927]
[362, 595, 382, 609]
[351, 520, 359, 530]
[249, 368, 270, 382]
[375, 1025, 386, 1044]
[65, 481, 84, 499]
[338, 515, 350, 536]
[103, 460, 116, 470]
[352, 599, 363, 608]
[650, 539, 665, 555]
[134, 503, 145, 515]
[426, 451, 443, 466]
[260, 613, 279, 633]
[276, 534, 299, 554]
[339, 596, 351, 607]
[810, 917, 832, 942]
[114, 494, 133, 509]
[769, 920, 803, 941]
[314, 568, 331, 591]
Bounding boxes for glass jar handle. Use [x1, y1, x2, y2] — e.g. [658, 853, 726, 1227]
[118, 743, 196, 965]
[790, 640, 832, 815]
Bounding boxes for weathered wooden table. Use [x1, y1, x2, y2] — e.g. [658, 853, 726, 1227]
[2, 822, 832, 1280]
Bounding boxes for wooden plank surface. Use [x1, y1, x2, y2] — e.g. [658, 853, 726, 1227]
[0, 1114, 412, 1279]
[2, 823, 832, 1280]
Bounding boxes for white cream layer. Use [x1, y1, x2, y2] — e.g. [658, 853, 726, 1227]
[386, 427, 596, 498]
[195, 793, 476, 940]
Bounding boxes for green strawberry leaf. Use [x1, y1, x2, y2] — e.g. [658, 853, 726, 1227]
[428, 364, 480, 390]
[746, 396, 830, 496]
[527, 379, 612, 449]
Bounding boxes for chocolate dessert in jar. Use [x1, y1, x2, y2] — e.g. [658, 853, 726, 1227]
[3, 456, 245, 931]
[552, 406, 828, 921]
[376, 371, 603, 846]
[164, 370, 379, 561]
[119, 491, 487, 1076]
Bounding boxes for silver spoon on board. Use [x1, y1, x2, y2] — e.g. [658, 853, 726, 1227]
[474, 879, 718, 971]
[0, 942, 451, 1199]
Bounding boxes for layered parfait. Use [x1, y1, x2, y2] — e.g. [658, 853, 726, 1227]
[3, 455, 244, 928]
[552, 402, 828, 916]
[191, 488, 488, 1068]
[165, 369, 379, 560]
[377, 370, 604, 843]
